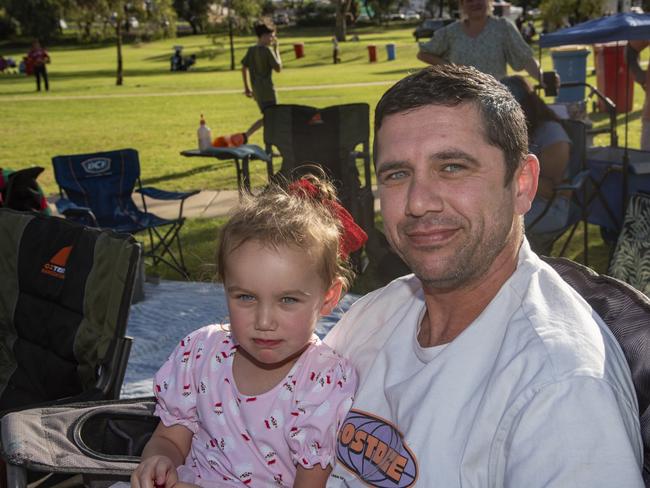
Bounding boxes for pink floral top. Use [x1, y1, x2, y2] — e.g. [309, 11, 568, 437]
[153, 325, 357, 487]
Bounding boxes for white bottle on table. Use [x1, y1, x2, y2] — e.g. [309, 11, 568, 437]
[197, 114, 212, 151]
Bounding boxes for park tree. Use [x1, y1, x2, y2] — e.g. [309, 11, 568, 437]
[540, 0, 605, 31]
[173, 0, 211, 34]
[61, 0, 175, 85]
[2, 0, 61, 41]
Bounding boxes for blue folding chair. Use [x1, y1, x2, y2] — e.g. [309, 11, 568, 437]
[52, 148, 199, 278]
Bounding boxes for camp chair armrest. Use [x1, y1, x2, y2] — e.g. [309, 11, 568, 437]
[556, 169, 592, 192]
[137, 187, 199, 202]
[55, 198, 98, 226]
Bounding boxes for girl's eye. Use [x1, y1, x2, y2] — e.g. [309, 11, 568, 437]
[236, 294, 255, 302]
[281, 297, 298, 304]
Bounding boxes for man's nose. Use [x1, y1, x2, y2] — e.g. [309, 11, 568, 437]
[406, 174, 444, 217]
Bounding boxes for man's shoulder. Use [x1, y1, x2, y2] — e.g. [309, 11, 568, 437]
[508, 254, 627, 382]
[324, 274, 422, 347]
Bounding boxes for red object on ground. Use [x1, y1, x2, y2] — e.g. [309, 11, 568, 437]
[367, 45, 377, 63]
[293, 43, 305, 59]
[594, 42, 635, 113]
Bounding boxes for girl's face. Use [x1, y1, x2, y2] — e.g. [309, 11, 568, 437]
[224, 240, 341, 368]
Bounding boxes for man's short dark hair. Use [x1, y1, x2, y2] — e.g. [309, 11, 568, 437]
[254, 21, 275, 38]
[374, 64, 528, 185]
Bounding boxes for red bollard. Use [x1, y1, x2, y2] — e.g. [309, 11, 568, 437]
[293, 42, 305, 59]
[367, 45, 377, 63]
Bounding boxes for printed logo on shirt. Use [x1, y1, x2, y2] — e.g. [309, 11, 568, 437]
[336, 409, 418, 487]
[81, 157, 111, 174]
[41, 245, 72, 279]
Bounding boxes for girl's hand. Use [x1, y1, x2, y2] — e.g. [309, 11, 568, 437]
[131, 454, 178, 488]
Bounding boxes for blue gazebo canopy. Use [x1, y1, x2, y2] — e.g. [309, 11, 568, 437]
[540, 13, 650, 48]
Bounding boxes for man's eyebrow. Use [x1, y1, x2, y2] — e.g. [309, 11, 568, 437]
[433, 150, 480, 165]
[376, 160, 409, 174]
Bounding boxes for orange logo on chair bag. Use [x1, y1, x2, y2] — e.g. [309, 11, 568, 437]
[308, 113, 324, 125]
[41, 245, 72, 279]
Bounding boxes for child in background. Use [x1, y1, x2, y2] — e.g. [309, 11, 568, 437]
[27, 39, 50, 92]
[241, 20, 282, 140]
[131, 173, 365, 488]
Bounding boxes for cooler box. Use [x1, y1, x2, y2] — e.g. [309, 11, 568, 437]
[586, 146, 650, 233]
[551, 46, 590, 103]
[594, 42, 634, 113]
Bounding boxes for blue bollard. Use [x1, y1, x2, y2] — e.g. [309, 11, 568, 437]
[386, 43, 396, 61]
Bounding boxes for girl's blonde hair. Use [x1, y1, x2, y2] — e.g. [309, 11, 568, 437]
[216, 172, 354, 292]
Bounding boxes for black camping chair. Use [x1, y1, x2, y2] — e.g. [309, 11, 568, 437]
[0, 209, 141, 411]
[525, 119, 593, 260]
[52, 149, 199, 278]
[263, 103, 409, 280]
[3, 256, 650, 487]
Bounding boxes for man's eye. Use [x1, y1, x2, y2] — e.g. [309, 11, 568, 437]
[381, 170, 408, 182]
[442, 163, 464, 173]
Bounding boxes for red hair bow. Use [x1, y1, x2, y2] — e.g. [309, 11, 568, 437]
[289, 179, 368, 260]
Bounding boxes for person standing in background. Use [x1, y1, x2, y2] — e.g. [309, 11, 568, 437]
[241, 20, 282, 140]
[27, 40, 50, 92]
[417, 0, 542, 82]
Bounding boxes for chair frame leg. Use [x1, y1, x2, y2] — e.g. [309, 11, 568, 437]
[6, 464, 27, 488]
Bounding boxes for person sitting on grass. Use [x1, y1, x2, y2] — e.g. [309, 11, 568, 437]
[130, 172, 365, 488]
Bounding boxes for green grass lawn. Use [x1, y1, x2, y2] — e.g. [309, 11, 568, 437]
[1, 25, 643, 290]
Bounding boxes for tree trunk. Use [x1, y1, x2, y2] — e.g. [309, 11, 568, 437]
[335, 0, 349, 42]
[228, 13, 235, 71]
[438, 0, 444, 17]
[116, 21, 123, 86]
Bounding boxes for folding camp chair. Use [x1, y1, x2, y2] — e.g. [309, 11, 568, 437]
[608, 192, 650, 296]
[525, 119, 592, 260]
[0, 209, 141, 411]
[263, 103, 405, 276]
[52, 149, 198, 278]
[4, 256, 650, 487]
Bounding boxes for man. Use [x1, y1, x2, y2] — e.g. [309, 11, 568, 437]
[324, 65, 643, 487]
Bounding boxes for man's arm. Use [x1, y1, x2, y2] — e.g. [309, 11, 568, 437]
[626, 40, 649, 86]
[417, 51, 447, 66]
[241, 66, 253, 97]
[271, 41, 282, 73]
[501, 378, 643, 487]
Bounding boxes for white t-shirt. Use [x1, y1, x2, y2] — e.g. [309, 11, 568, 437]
[325, 240, 644, 487]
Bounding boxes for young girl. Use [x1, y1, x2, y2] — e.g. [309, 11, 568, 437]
[131, 174, 366, 488]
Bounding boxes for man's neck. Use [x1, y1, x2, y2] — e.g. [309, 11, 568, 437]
[418, 234, 523, 348]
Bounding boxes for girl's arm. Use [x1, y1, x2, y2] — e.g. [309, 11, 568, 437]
[536, 140, 571, 201]
[293, 464, 332, 488]
[131, 422, 193, 488]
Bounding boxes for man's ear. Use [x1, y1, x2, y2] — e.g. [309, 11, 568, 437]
[320, 279, 344, 316]
[514, 154, 539, 216]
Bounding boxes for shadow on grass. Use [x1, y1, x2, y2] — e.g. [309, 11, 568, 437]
[140, 162, 237, 186]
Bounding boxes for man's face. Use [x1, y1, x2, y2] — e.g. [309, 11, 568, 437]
[375, 103, 534, 291]
[260, 32, 276, 46]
